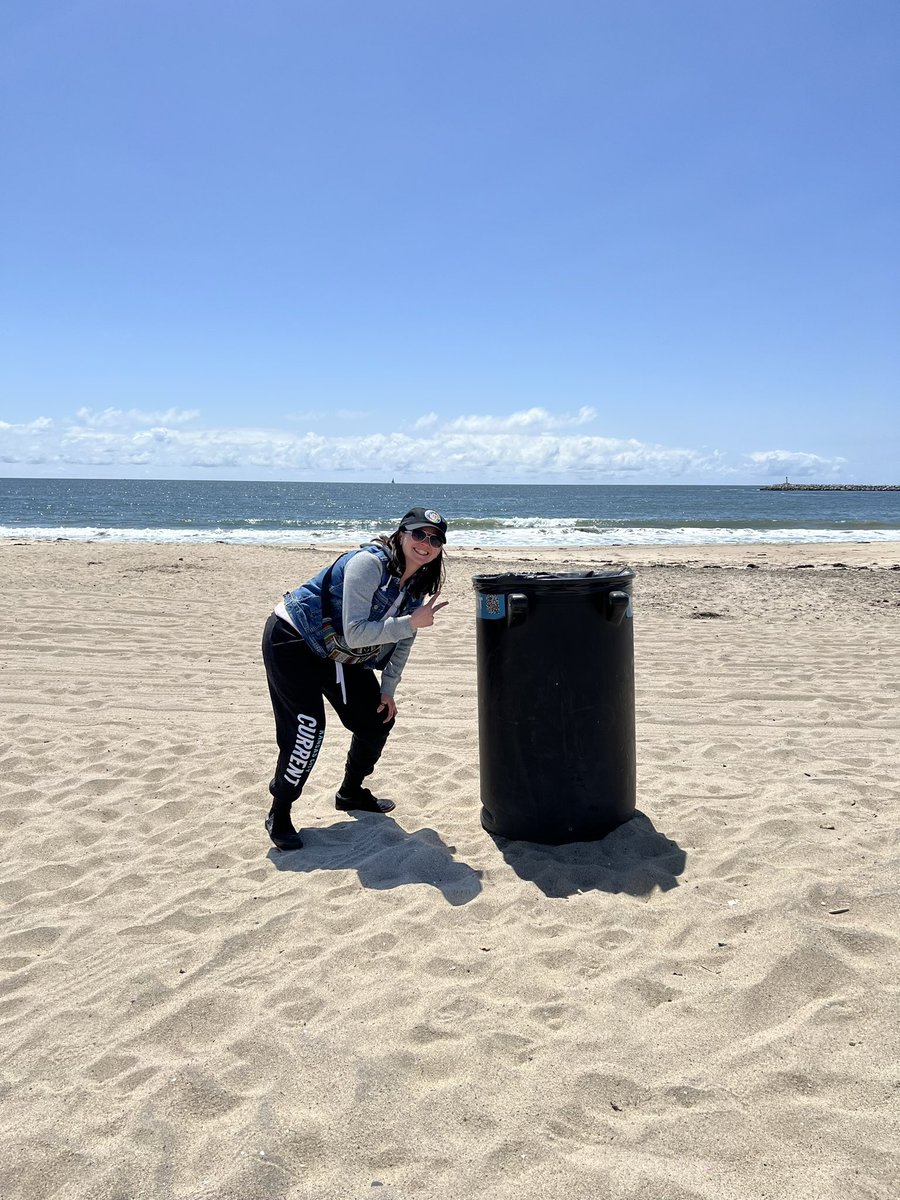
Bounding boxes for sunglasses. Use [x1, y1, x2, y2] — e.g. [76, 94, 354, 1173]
[407, 528, 443, 549]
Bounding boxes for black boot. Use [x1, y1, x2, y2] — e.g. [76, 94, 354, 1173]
[265, 799, 304, 851]
[335, 779, 395, 814]
[337, 724, 395, 813]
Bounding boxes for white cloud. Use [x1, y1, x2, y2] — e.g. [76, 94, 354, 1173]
[412, 412, 440, 431]
[0, 406, 841, 482]
[0, 416, 56, 464]
[74, 406, 199, 428]
[747, 449, 847, 477]
[62, 425, 717, 478]
[439, 406, 597, 433]
[0, 417, 54, 432]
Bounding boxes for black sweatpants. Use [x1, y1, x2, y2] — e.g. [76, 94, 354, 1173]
[262, 613, 395, 804]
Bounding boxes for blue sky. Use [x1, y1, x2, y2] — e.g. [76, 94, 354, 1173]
[2, 0, 898, 483]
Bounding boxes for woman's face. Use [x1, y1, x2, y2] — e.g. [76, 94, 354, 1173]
[400, 527, 443, 568]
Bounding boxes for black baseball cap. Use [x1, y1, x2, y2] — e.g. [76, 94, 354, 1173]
[399, 507, 448, 543]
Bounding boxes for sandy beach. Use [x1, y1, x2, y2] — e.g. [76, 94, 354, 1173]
[1, 538, 898, 1200]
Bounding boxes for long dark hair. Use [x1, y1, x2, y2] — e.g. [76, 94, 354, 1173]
[376, 529, 446, 598]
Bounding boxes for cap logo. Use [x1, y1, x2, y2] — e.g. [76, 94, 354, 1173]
[424, 509, 442, 524]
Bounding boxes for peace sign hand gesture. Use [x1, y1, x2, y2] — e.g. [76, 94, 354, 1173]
[409, 591, 449, 630]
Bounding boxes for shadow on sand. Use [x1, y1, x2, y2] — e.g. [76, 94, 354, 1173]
[490, 811, 687, 899]
[269, 812, 483, 907]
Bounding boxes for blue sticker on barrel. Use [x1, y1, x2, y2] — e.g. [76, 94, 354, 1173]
[478, 593, 506, 620]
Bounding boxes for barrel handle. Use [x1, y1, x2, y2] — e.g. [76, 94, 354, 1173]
[606, 590, 630, 625]
[507, 593, 528, 627]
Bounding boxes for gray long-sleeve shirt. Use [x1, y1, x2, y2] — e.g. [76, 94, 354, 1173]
[341, 550, 417, 697]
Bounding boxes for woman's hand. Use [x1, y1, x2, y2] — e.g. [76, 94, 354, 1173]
[377, 693, 397, 722]
[409, 592, 449, 630]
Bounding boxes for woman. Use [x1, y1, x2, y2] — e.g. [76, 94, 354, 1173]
[261, 507, 449, 851]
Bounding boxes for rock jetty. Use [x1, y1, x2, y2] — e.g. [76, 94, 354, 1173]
[759, 483, 899, 491]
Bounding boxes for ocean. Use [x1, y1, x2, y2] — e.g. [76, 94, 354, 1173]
[1, 478, 899, 548]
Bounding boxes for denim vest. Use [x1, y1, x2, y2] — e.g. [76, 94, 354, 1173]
[282, 544, 422, 668]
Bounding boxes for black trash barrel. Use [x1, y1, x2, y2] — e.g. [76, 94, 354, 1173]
[473, 568, 636, 844]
